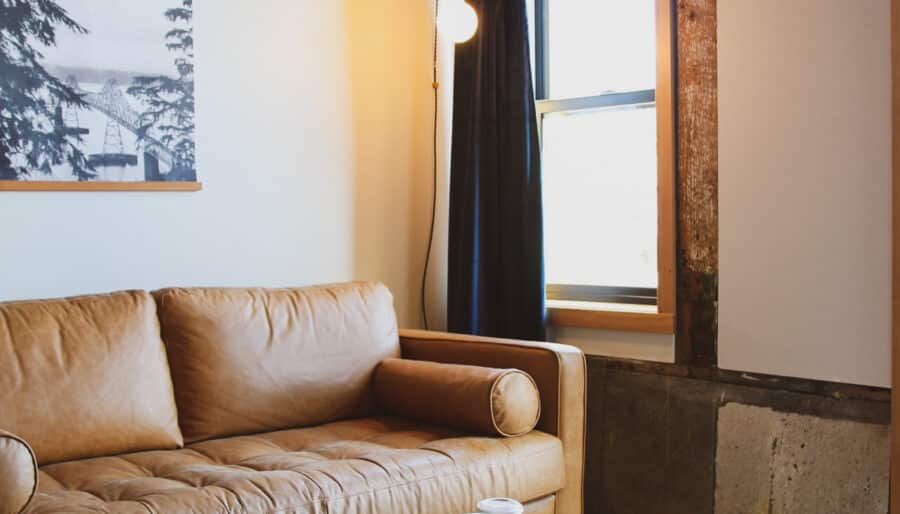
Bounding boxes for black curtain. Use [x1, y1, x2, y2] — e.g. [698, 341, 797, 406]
[447, 0, 545, 341]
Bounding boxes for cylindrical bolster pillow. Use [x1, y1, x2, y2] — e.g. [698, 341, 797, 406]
[0, 430, 37, 514]
[373, 358, 541, 437]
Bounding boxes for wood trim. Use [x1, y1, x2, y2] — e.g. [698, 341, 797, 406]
[891, 0, 899, 507]
[656, 0, 677, 316]
[588, 355, 891, 405]
[0, 181, 202, 192]
[548, 307, 675, 334]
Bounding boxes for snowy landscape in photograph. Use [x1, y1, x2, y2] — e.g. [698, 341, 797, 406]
[0, 0, 196, 183]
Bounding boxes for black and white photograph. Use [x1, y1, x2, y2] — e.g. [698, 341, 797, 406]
[0, 0, 197, 188]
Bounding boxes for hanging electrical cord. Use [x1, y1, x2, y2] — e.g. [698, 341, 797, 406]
[421, 0, 440, 330]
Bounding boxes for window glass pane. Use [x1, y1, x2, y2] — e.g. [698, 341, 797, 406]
[527, 0, 536, 81]
[542, 104, 658, 288]
[548, 0, 656, 99]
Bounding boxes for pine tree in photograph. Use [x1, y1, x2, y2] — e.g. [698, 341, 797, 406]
[128, 0, 195, 181]
[0, 0, 93, 180]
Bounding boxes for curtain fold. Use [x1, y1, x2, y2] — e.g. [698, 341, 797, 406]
[447, 0, 545, 341]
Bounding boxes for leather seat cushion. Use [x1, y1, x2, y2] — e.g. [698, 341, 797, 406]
[25, 417, 564, 514]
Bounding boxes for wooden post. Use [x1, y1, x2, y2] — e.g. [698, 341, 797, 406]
[892, 0, 899, 508]
[675, 0, 719, 367]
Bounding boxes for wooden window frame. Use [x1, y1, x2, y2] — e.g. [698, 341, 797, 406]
[536, 0, 677, 334]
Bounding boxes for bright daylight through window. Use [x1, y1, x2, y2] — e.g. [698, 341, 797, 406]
[531, 0, 673, 318]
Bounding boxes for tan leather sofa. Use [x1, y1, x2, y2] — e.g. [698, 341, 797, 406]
[0, 282, 585, 514]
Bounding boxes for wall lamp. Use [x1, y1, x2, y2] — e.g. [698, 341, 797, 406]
[437, 0, 479, 43]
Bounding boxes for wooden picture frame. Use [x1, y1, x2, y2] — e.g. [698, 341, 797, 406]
[0, 1, 199, 192]
[0, 181, 202, 192]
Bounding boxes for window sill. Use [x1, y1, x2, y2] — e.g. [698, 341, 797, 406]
[547, 300, 675, 334]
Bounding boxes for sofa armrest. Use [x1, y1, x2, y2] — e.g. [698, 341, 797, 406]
[0, 429, 37, 514]
[398, 329, 585, 514]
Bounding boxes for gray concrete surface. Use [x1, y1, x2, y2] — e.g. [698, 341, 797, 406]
[715, 403, 889, 514]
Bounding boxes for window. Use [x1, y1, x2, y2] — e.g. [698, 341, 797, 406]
[531, 0, 676, 333]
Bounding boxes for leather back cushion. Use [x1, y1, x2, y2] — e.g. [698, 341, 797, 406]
[154, 282, 400, 442]
[0, 291, 183, 465]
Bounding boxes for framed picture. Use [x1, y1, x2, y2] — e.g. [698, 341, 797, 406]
[0, 1, 200, 191]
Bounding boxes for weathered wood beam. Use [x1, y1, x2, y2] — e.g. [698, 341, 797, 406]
[675, 0, 719, 366]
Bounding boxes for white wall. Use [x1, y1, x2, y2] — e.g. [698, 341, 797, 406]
[346, 0, 434, 327]
[718, 0, 892, 387]
[0, 0, 435, 329]
[550, 326, 674, 362]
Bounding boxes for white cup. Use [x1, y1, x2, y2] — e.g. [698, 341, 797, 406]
[475, 498, 524, 514]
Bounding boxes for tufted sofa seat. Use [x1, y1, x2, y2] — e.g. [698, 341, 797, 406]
[27, 417, 564, 514]
[0, 283, 585, 514]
